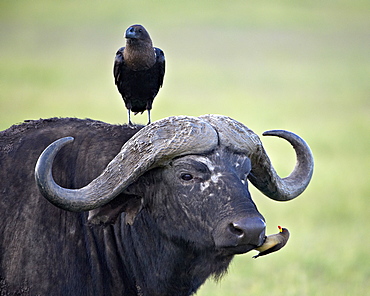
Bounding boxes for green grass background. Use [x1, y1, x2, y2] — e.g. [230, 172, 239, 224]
[1, 1, 369, 295]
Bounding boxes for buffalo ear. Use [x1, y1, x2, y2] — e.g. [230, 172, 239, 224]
[87, 194, 143, 226]
[121, 195, 143, 225]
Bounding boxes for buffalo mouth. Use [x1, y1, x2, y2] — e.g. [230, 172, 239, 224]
[223, 243, 260, 255]
[220, 234, 267, 255]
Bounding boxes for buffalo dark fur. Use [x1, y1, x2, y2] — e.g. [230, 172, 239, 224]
[0, 118, 266, 296]
[1, 118, 142, 295]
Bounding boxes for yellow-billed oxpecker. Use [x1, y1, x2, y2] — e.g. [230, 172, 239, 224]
[253, 226, 290, 258]
[114, 24, 165, 125]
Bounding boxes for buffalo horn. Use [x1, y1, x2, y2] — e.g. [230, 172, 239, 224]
[248, 129, 314, 201]
[199, 115, 314, 201]
[35, 116, 218, 211]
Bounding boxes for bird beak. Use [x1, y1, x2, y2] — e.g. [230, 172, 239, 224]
[125, 27, 137, 39]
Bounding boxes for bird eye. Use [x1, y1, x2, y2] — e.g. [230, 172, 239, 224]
[138, 29, 143, 33]
[181, 173, 193, 181]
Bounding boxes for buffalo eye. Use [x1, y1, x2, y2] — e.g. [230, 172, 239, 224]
[181, 173, 193, 181]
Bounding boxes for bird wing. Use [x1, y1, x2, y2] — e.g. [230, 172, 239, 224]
[253, 244, 282, 258]
[154, 47, 165, 89]
[113, 47, 126, 87]
[255, 235, 279, 252]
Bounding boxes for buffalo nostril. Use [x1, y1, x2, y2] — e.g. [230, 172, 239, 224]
[229, 223, 245, 237]
[231, 217, 266, 246]
[213, 217, 266, 249]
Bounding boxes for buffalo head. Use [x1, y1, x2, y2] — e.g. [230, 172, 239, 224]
[35, 115, 313, 255]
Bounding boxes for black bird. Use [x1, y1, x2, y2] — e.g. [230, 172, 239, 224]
[114, 24, 165, 126]
[253, 226, 290, 258]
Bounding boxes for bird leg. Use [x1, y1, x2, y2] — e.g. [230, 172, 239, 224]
[128, 109, 134, 126]
[147, 109, 151, 125]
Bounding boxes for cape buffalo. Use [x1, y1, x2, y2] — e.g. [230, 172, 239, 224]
[0, 115, 313, 296]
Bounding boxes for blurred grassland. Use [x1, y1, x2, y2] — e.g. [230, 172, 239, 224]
[0, 1, 369, 295]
